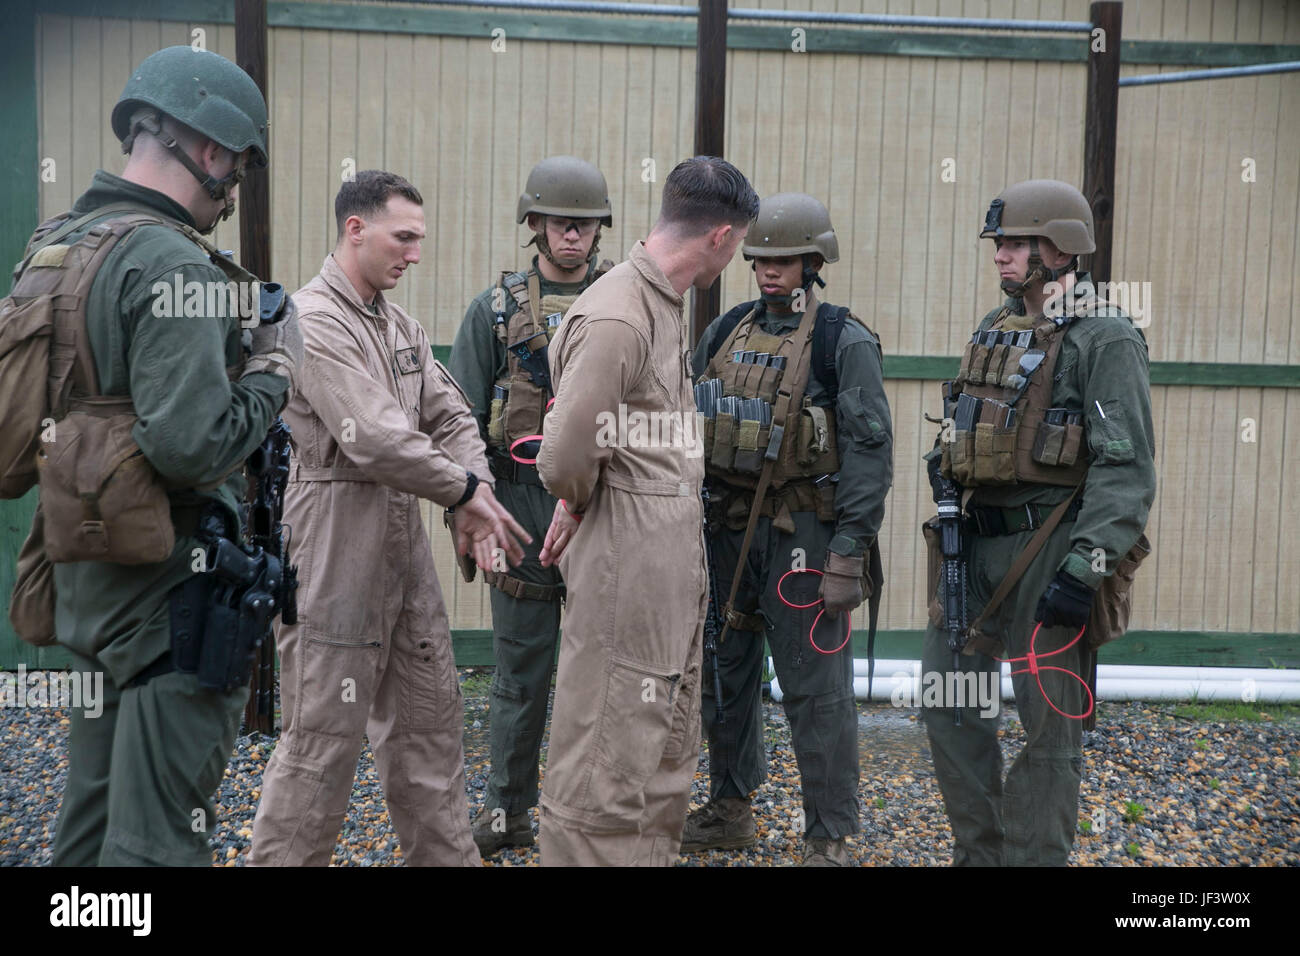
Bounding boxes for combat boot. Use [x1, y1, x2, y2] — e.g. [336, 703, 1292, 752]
[679, 797, 756, 852]
[800, 837, 849, 866]
[472, 805, 533, 856]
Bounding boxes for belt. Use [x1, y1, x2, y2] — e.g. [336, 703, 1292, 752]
[489, 455, 547, 489]
[966, 497, 1084, 537]
[125, 651, 175, 689]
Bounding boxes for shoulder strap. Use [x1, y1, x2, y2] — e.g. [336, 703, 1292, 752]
[811, 303, 849, 396]
[704, 300, 760, 366]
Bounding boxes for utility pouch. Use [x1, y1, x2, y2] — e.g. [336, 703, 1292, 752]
[720, 357, 747, 397]
[986, 343, 1010, 388]
[996, 345, 1027, 387]
[972, 422, 1016, 484]
[1032, 421, 1085, 467]
[503, 377, 545, 445]
[1088, 534, 1152, 649]
[733, 419, 766, 475]
[38, 404, 175, 564]
[947, 430, 978, 485]
[796, 404, 832, 467]
[965, 340, 993, 385]
[755, 363, 782, 404]
[488, 387, 508, 445]
[711, 411, 737, 470]
[922, 517, 943, 628]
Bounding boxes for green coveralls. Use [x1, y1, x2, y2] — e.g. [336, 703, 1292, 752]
[447, 256, 601, 816]
[921, 278, 1156, 866]
[691, 301, 893, 839]
[44, 172, 288, 865]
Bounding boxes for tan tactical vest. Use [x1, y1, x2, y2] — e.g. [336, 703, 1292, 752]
[700, 305, 860, 492]
[939, 305, 1090, 487]
[487, 259, 613, 450]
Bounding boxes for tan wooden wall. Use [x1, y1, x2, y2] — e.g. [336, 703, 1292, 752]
[32, 0, 1300, 634]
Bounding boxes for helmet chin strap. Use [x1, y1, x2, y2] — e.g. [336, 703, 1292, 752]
[1000, 237, 1076, 298]
[126, 111, 242, 230]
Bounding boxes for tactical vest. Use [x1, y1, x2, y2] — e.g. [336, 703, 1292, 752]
[939, 304, 1091, 487]
[699, 302, 872, 494]
[487, 259, 613, 450]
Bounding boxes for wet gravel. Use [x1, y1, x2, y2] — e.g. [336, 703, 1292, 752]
[2, 667, 1298, 866]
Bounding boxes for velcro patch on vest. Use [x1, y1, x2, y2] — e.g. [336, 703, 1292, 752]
[395, 347, 422, 374]
[539, 293, 580, 319]
[29, 244, 71, 268]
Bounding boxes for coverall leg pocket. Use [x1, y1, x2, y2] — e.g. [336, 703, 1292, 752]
[588, 656, 682, 825]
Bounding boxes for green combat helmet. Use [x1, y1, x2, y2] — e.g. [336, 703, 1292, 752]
[742, 192, 839, 306]
[516, 156, 612, 265]
[980, 179, 1094, 297]
[516, 156, 612, 225]
[742, 192, 840, 263]
[111, 46, 270, 223]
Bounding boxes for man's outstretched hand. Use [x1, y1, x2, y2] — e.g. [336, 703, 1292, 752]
[451, 482, 531, 571]
[539, 499, 581, 567]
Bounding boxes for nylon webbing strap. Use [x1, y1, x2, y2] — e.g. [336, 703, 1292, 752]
[966, 482, 1083, 646]
[866, 538, 884, 698]
[719, 302, 820, 644]
[485, 570, 564, 603]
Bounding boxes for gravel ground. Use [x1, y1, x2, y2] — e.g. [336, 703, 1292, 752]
[2, 667, 1298, 866]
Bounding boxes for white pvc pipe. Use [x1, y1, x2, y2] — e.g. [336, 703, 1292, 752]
[850, 658, 1300, 684]
[768, 658, 1300, 703]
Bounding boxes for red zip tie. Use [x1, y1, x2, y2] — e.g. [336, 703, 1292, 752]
[508, 398, 557, 464]
[996, 622, 1094, 720]
[775, 568, 852, 655]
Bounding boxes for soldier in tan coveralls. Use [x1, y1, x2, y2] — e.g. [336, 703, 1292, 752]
[536, 157, 760, 866]
[249, 171, 528, 866]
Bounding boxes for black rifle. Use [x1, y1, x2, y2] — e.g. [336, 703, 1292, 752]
[509, 330, 553, 396]
[933, 381, 970, 726]
[242, 283, 300, 719]
[701, 482, 726, 727]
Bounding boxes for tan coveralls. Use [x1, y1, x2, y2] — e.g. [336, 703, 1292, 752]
[249, 254, 487, 866]
[536, 241, 707, 866]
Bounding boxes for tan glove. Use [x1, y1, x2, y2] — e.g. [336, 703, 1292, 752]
[242, 294, 303, 402]
[819, 551, 865, 616]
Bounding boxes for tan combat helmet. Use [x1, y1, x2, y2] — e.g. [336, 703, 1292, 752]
[742, 192, 840, 263]
[980, 179, 1095, 254]
[516, 156, 613, 227]
[981, 179, 1094, 297]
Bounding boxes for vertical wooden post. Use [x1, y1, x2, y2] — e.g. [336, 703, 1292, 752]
[691, 0, 728, 345]
[1082, 1, 1122, 284]
[236, 0, 275, 736]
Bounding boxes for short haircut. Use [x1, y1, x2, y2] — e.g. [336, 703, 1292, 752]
[335, 170, 423, 238]
[657, 156, 760, 236]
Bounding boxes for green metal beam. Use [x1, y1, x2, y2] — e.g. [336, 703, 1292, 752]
[432, 346, 1298, 388]
[36, 0, 1300, 68]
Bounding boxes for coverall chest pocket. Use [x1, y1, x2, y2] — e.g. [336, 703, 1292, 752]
[394, 345, 423, 425]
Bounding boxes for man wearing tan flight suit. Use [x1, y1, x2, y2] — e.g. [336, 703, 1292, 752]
[249, 171, 529, 866]
[536, 156, 760, 866]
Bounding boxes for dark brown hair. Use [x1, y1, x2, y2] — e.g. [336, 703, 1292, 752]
[335, 170, 423, 238]
[658, 156, 759, 235]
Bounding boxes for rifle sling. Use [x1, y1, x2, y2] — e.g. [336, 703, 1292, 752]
[966, 481, 1083, 643]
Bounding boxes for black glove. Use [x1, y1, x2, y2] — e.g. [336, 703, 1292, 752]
[1035, 570, 1095, 630]
[925, 450, 945, 500]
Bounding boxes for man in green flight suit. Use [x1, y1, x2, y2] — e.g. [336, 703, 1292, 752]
[683, 193, 893, 866]
[447, 155, 614, 855]
[35, 47, 300, 865]
[921, 179, 1155, 866]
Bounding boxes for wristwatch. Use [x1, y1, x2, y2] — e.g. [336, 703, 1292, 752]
[448, 471, 478, 513]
